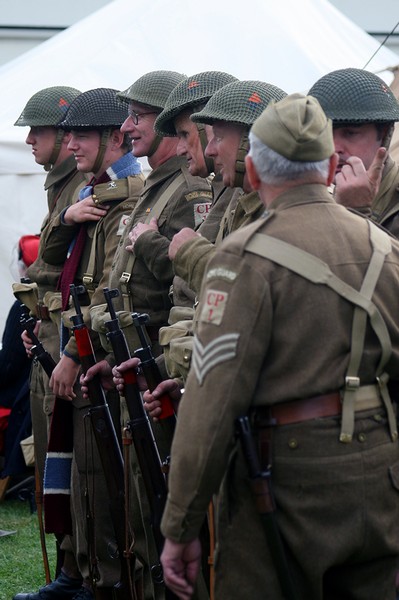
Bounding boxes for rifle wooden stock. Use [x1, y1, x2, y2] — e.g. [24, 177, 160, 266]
[131, 313, 176, 458]
[19, 304, 68, 579]
[69, 285, 136, 600]
[103, 288, 178, 599]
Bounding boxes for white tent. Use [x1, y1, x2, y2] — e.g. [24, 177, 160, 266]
[0, 0, 398, 336]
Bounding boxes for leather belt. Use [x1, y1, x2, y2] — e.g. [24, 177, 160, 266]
[255, 387, 383, 427]
[36, 303, 51, 321]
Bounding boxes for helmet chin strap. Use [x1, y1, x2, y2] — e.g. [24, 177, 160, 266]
[382, 123, 395, 150]
[196, 123, 214, 174]
[233, 131, 249, 188]
[92, 128, 112, 175]
[147, 133, 163, 157]
[44, 129, 65, 171]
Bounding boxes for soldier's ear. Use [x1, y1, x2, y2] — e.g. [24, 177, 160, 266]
[111, 128, 124, 149]
[245, 155, 261, 191]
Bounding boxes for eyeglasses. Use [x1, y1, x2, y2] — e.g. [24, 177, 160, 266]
[127, 108, 158, 125]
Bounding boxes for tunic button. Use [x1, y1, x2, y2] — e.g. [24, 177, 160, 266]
[358, 433, 366, 443]
[288, 438, 298, 449]
[373, 414, 383, 422]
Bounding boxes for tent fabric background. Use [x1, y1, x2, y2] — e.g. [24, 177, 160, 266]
[0, 0, 398, 336]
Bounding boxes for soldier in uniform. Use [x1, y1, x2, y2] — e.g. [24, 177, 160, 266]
[152, 70, 239, 308]
[40, 88, 144, 599]
[308, 68, 399, 236]
[159, 94, 399, 600]
[12, 86, 87, 600]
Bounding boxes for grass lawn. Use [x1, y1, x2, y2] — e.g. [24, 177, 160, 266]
[0, 497, 56, 600]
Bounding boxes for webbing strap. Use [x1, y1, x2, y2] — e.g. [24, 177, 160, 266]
[119, 172, 185, 312]
[92, 128, 111, 175]
[342, 223, 395, 441]
[196, 123, 214, 174]
[233, 132, 249, 189]
[82, 222, 98, 293]
[245, 222, 397, 442]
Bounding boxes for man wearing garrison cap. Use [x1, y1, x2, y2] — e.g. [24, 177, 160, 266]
[159, 94, 399, 599]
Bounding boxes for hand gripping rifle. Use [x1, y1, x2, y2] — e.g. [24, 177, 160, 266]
[69, 284, 137, 600]
[236, 416, 298, 600]
[20, 304, 57, 378]
[131, 312, 176, 459]
[103, 288, 178, 599]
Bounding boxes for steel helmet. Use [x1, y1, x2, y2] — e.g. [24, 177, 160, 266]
[191, 80, 287, 187]
[154, 71, 238, 136]
[59, 88, 128, 130]
[191, 80, 287, 128]
[308, 68, 399, 124]
[117, 70, 186, 110]
[14, 86, 81, 127]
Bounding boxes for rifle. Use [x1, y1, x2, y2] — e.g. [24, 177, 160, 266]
[103, 287, 178, 599]
[20, 304, 57, 378]
[19, 304, 65, 581]
[236, 416, 298, 600]
[69, 284, 137, 600]
[131, 312, 176, 458]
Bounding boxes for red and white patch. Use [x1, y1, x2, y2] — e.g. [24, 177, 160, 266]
[194, 202, 212, 228]
[117, 214, 131, 236]
[199, 289, 228, 325]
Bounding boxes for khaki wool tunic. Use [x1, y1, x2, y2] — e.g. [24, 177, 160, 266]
[42, 173, 145, 361]
[161, 183, 399, 599]
[108, 155, 212, 329]
[173, 190, 264, 296]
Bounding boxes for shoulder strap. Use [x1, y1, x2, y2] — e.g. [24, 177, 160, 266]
[120, 172, 185, 312]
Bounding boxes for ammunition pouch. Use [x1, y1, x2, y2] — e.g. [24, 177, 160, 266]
[43, 290, 91, 340]
[158, 306, 195, 381]
[42, 291, 63, 331]
[12, 281, 39, 314]
[90, 304, 141, 354]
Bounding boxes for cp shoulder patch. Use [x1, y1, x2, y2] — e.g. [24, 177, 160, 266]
[185, 190, 213, 202]
[192, 333, 240, 385]
[117, 214, 131, 236]
[199, 288, 229, 325]
[194, 201, 212, 228]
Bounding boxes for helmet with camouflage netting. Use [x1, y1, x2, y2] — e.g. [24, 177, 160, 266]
[154, 71, 238, 137]
[59, 88, 128, 130]
[14, 86, 81, 127]
[308, 68, 399, 125]
[191, 80, 287, 128]
[191, 80, 287, 188]
[117, 70, 186, 110]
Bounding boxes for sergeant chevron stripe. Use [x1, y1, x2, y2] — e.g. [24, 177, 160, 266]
[192, 333, 240, 385]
